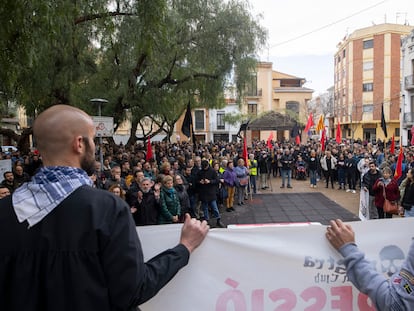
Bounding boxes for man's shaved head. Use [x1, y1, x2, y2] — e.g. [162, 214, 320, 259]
[33, 105, 95, 169]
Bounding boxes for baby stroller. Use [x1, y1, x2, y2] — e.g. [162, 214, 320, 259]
[295, 161, 307, 180]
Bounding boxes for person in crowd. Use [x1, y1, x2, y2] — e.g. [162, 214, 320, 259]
[182, 165, 197, 218]
[104, 165, 128, 191]
[130, 177, 161, 226]
[13, 164, 31, 187]
[258, 151, 270, 189]
[336, 153, 346, 190]
[213, 161, 226, 208]
[143, 161, 155, 180]
[108, 183, 126, 200]
[26, 153, 43, 176]
[362, 161, 382, 219]
[280, 149, 294, 189]
[0, 104, 209, 310]
[307, 150, 318, 188]
[158, 175, 181, 224]
[345, 152, 358, 193]
[174, 174, 191, 222]
[0, 185, 11, 199]
[196, 160, 225, 227]
[102, 157, 112, 178]
[400, 168, 414, 217]
[223, 161, 237, 212]
[234, 158, 249, 206]
[1, 171, 18, 194]
[372, 167, 399, 219]
[320, 150, 337, 189]
[248, 153, 258, 194]
[326, 219, 414, 311]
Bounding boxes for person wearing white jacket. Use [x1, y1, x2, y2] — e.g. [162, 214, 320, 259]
[320, 150, 337, 189]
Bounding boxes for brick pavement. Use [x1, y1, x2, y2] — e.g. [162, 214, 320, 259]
[218, 175, 361, 227]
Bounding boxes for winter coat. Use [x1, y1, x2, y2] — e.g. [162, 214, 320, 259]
[196, 167, 219, 202]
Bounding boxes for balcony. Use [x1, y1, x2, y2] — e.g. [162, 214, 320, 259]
[245, 88, 262, 97]
[404, 112, 414, 124]
[405, 75, 414, 90]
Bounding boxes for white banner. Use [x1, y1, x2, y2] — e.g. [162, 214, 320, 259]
[0, 159, 12, 177]
[138, 218, 414, 311]
[92, 116, 114, 137]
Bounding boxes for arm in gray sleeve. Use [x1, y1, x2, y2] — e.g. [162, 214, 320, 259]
[339, 243, 414, 310]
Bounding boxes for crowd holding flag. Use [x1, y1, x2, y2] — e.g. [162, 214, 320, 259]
[411, 125, 414, 145]
[242, 136, 248, 165]
[394, 145, 404, 181]
[335, 121, 341, 144]
[315, 115, 324, 132]
[304, 113, 314, 134]
[381, 103, 388, 138]
[320, 128, 327, 151]
[390, 134, 395, 154]
[267, 132, 273, 150]
[291, 122, 301, 145]
[145, 136, 153, 161]
[181, 102, 193, 138]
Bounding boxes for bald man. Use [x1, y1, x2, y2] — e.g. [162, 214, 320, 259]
[0, 105, 209, 311]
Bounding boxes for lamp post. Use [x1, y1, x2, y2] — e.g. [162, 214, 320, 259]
[90, 98, 108, 171]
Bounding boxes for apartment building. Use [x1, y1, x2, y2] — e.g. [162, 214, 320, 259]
[243, 62, 313, 141]
[334, 23, 413, 144]
[402, 28, 414, 146]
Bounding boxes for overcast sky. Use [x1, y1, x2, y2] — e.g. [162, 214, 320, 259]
[249, 0, 413, 95]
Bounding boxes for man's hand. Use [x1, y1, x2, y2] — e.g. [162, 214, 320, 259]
[326, 219, 355, 251]
[180, 214, 209, 253]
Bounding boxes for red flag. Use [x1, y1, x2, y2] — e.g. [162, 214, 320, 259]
[390, 134, 395, 154]
[411, 126, 414, 145]
[304, 113, 314, 133]
[146, 137, 153, 161]
[336, 121, 342, 144]
[242, 136, 248, 165]
[295, 135, 301, 145]
[267, 132, 273, 150]
[394, 146, 404, 180]
[320, 129, 326, 151]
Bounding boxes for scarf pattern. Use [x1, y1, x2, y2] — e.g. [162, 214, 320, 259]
[13, 166, 92, 228]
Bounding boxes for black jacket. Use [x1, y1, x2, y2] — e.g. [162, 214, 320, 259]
[196, 167, 219, 202]
[0, 186, 189, 311]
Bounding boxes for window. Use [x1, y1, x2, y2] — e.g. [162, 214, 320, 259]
[286, 101, 299, 119]
[342, 49, 346, 58]
[363, 83, 373, 92]
[363, 61, 373, 71]
[247, 103, 257, 115]
[216, 112, 225, 130]
[362, 105, 374, 112]
[194, 110, 204, 130]
[363, 39, 373, 49]
[246, 72, 258, 96]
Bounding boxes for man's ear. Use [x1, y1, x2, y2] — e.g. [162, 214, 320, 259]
[73, 136, 83, 154]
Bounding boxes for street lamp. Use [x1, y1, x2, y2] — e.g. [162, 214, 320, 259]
[90, 98, 108, 172]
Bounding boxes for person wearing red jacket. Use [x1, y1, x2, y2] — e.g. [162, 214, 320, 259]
[373, 166, 399, 219]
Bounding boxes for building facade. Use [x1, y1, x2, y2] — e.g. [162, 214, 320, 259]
[243, 62, 313, 142]
[402, 28, 414, 146]
[334, 23, 413, 144]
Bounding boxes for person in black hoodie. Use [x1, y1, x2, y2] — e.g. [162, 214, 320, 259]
[196, 160, 225, 227]
[345, 152, 358, 193]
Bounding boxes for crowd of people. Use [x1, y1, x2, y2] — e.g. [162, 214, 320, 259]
[2, 134, 414, 223]
[1, 103, 414, 310]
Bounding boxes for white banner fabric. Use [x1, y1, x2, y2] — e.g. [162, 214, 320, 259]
[139, 218, 414, 311]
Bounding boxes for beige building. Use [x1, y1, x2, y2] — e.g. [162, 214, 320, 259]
[243, 62, 313, 141]
[334, 23, 413, 143]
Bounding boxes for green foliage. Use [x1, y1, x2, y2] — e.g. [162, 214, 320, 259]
[0, 0, 267, 143]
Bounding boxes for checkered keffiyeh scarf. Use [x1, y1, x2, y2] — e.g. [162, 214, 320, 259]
[13, 166, 92, 228]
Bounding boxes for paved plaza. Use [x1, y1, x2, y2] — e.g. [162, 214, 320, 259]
[218, 176, 361, 227]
